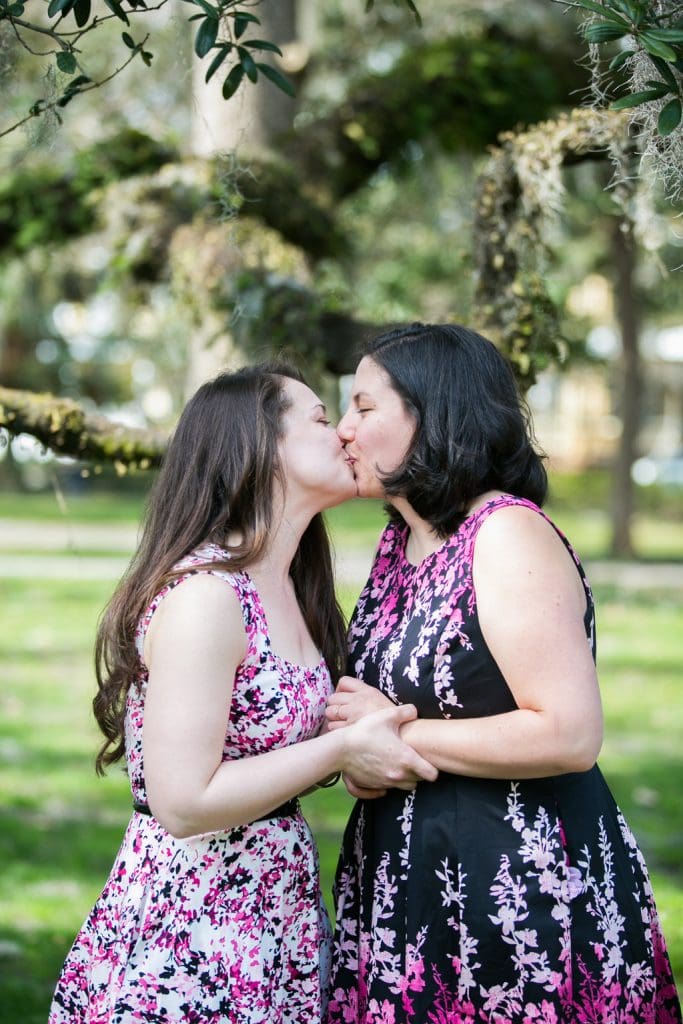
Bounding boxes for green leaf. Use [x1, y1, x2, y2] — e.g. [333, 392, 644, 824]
[229, 11, 259, 23]
[73, 0, 90, 27]
[240, 38, 283, 55]
[238, 48, 258, 82]
[141, 50, 153, 66]
[610, 0, 642, 23]
[574, 0, 629, 24]
[122, 31, 136, 49]
[649, 55, 679, 91]
[7, 3, 27, 15]
[572, 0, 614, 13]
[102, 0, 129, 23]
[643, 79, 674, 97]
[205, 44, 230, 83]
[181, 0, 215, 15]
[658, 96, 682, 135]
[255, 61, 295, 97]
[609, 48, 635, 70]
[222, 62, 244, 100]
[639, 32, 678, 61]
[195, 16, 218, 58]
[56, 50, 77, 74]
[643, 28, 683, 43]
[611, 87, 673, 109]
[47, 0, 75, 17]
[584, 23, 628, 43]
[234, 12, 259, 39]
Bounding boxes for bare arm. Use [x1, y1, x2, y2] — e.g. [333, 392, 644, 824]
[399, 505, 603, 778]
[142, 574, 437, 837]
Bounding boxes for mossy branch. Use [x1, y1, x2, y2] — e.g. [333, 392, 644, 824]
[0, 386, 167, 470]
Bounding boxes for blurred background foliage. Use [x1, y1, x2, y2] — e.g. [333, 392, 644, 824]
[0, 0, 681, 559]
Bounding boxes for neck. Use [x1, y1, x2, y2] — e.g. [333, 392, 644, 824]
[390, 489, 502, 565]
[248, 500, 312, 585]
[390, 497, 443, 565]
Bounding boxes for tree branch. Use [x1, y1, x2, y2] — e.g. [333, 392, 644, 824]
[0, 387, 167, 469]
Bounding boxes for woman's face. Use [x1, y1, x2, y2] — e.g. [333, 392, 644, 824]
[278, 377, 357, 512]
[337, 356, 416, 499]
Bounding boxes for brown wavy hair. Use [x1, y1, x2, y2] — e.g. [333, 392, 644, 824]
[93, 361, 347, 775]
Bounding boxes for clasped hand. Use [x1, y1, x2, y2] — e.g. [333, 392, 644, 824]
[327, 676, 437, 799]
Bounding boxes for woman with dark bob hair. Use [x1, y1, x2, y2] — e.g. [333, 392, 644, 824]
[49, 360, 436, 1024]
[325, 324, 681, 1023]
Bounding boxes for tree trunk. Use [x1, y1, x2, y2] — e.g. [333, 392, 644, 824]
[186, 0, 299, 397]
[609, 217, 641, 558]
[191, 0, 297, 157]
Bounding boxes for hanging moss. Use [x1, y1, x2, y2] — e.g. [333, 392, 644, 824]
[473, 107, 631, 389]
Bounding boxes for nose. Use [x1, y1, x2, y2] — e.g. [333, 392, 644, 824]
[336, 408, 354, 443]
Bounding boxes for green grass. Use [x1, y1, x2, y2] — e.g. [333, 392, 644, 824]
[0, 488, 147, 523]
[1, 475, 682, 560]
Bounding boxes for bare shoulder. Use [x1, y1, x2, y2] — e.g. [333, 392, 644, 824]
[146, 571, 247, 663]
[473, 502, 585, 608]
[475, 502, 569, 566]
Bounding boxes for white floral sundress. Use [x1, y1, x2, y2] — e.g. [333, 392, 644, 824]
[49, 544, 333, 1024]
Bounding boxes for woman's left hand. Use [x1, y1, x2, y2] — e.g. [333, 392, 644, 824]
[326, 675, 395, 730]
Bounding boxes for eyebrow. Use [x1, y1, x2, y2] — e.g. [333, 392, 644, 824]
[352, 391, 373, 403]
[312, 402, 327, 412]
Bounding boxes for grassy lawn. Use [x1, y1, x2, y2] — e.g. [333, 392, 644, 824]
[1, 472, 681, 560]
[1, 483, 682, 1021]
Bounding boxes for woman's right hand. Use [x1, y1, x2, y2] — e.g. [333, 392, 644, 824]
[339, 703, 438, 793]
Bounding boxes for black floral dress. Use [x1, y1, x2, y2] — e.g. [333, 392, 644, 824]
[327, 495, 681, 1024]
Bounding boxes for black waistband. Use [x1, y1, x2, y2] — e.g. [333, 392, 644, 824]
[132, 797, 300, 824]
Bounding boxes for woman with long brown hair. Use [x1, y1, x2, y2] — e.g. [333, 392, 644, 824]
[49, 360, 436, 1024]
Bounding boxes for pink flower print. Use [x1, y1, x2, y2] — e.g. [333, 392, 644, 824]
[481, 981, 516, 1019]
[367, 997, 396, 1023]
[566, 866, 583, 900]
[523, 1000, 560, 1023]
[538, 868, 557, 895]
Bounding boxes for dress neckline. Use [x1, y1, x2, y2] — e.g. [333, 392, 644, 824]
[397, 492, 511, 570]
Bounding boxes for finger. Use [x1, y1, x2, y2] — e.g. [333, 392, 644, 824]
[344, 777, 387, 800]
[407, 751, 439, 783]
[390, 703, 418, 725]
[394, 779, 419, 792]
[337, 676, 362, 693]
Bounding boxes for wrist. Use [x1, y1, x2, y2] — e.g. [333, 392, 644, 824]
[320, 724, 349, 774]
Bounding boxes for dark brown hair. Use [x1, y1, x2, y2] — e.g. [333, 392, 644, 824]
[93, 361, 346, 774]
[363, 322, 547, 536]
